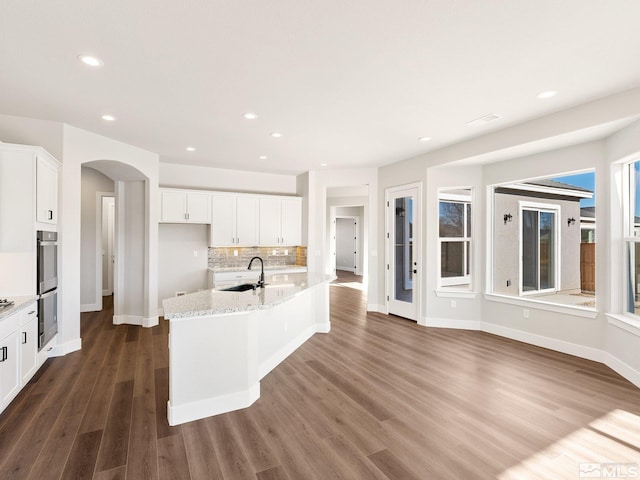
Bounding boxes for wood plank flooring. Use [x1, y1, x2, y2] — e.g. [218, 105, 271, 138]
[1, 281, 640, 479]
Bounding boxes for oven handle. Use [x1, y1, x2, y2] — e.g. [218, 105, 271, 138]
[39, 289, 57, 300]
[38, 240, 58, 247]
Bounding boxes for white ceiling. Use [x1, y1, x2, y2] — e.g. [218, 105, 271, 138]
[1, 1, 640, 175]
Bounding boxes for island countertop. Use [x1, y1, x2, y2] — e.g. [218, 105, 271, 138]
[163, 272, 334, 319]
[0, 295, 38, 321]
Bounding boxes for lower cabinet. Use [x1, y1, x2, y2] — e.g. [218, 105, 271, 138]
[0, 303, 39, 413]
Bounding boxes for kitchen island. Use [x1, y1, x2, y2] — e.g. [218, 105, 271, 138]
[162, 272, 333, 425]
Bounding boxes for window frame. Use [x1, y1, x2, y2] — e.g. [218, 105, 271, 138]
[438, 191, 472, 288]
[624, 159, 640, 317]
[518, 200, 561, 296]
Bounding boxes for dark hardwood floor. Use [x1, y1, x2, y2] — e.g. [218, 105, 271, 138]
[1, 288, 640, 479]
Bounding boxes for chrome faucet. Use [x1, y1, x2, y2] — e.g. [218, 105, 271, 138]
[248, 256, 265, 288]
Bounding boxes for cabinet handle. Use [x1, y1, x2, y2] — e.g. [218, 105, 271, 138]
[48, 210, 53, 220]
[0, 346, 7, 362]
[28, 310, 35, 315]
[22, 332, 27, 344]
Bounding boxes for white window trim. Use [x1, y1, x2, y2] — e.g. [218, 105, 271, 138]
[518, 200, 561, 296]
[438, 191, 472, 289]
[622, 159, 640, 321]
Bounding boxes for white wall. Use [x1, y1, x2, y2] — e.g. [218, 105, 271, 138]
[0, 114, 63, 160]
[335, 206, 365, 275]
[160, 163, 297, 195]
[336, 218, 355, 272]
[80, 167, 114, 310]
[158, 224, 209, 308]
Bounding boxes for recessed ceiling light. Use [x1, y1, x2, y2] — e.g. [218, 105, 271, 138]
[244, 112, 258, 120]
[467, 113, 502, 127]
[101, 114, 116, 121]
[320, 163, 328, 167]
[77, 54, 104, 67]
[537, 90, 558, 100]
[270, 132, 282, 138]
[418, 136, 432, 142]
[186, 146, 196, 152]
[259, 155, 267, 160]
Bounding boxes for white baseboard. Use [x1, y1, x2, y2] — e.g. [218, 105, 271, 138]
[481, 322, 605, 363]
[167, 383, 260, 426]
[604, 352, 640, 389]
[102, 290, 112, 296]
[367, 304, 386, 313]
[337, 266, 355, 273]
[158, 307, 164, 317]
[50, 337, 82, 357]
[80, 303, 100, 313]
[113, 315, 159, 328]
[258, 325, 315, 379]
[424, 317, 482, 330]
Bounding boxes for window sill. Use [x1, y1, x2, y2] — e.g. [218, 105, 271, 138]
[484, 293, 598, 318]
[434, 290, 477, 299]
[605, 313, 640, 337]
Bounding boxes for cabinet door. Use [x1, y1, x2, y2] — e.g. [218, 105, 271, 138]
[236, 197, 259, 246]
[211, 195, 236, 245]
[259, 198, 281, 245]
[280, 198, 302, 246]
[20, 311, 38, 385]
[36, 156, 59, 224]
[160, 191, 187, 223]
[0, 330, 21, 408]
[185, 193, 211, 223]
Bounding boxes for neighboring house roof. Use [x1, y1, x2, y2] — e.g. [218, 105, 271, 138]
[527, 179, 593, 194]
[581, 206, 596, 218]
[495, 179, 593, 202]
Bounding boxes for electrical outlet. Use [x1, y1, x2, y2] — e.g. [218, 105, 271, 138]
[193, 250, 198, 257]
[450, 300, 456, 308]
[523, 309, 530, 319]
[233, 249, 238, 256]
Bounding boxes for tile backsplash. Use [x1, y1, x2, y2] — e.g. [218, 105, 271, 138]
[209, 246, 307, 270]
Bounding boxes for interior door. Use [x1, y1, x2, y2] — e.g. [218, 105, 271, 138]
[387, 185, 420, 321]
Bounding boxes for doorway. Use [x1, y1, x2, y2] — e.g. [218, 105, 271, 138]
[386, 183, 421, 321]
[101, 196, 115, 296]
[335, 216, 359, 274]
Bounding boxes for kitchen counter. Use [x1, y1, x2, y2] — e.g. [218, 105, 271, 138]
[164, 271, 333, 425]
[0, 295, 38, 321]
[164, 272, 329, 318]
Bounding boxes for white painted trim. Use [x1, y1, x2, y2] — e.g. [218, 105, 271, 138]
[604, 352, 640, 389]
[50, 337, 82, 357]
[481, 322, 604, 363]
[167, 383, 260, 426]
[367, 303, 386, 313]
[425, 317, 482, 330]
[606, 313, 640, 337]
[102, 290, 112, 296]
[258, 325, 315, 379]
[95, 191, 115, 314]
[484, 292, 598, 318]
[434, 290, 477, 299]
[113, 314, 159, 328]
[80, 303, 100, 313]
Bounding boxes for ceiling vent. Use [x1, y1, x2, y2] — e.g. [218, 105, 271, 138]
[466, 113, 502, 127]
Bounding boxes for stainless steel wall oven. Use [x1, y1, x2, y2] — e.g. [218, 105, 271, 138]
[37, 230, 58, 349]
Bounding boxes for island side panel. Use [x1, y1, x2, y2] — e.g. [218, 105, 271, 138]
[168, 313, 259, 426]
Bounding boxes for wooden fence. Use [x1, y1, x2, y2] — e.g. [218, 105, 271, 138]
[580, 243, 596, 293]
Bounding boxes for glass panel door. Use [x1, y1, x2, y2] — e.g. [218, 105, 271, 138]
[394, 197, 413, 303]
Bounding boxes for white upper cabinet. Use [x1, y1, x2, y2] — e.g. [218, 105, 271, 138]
[211, 194, 258, 246]
[36, 153, 60, 225]
[259, 197, 302, 246]
[160, 189, 211, 223]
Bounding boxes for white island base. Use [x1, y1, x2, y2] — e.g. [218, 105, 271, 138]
[163, 273, 332, 426]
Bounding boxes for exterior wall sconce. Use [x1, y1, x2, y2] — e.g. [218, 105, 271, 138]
[567, 217, 576, 226]
[503, 213, 512, 224]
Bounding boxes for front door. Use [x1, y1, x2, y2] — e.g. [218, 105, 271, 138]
[386, 184, 421, 321]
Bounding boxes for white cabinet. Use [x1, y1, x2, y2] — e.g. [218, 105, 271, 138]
[20, 307, 38, 384]
[259, 197, 302, 246]
[36, 154, 59, 225]
[0, 329, 20, 409]
[160, 189, 211, 223]
[0, 302, 40, 413]
[211, 194, 259, 246]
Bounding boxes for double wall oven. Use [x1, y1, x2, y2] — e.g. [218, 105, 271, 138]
[37, 230, 58, 349]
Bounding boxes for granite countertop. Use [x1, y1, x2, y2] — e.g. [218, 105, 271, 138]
[163, 272, 333, 319]
[0, 295, 38, 321]
[209, 265, 307, 273]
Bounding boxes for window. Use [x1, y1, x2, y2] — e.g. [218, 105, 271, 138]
[439, 189, 471, 287]
[520, 203, 558, 294]
[625, 160, 640, 315]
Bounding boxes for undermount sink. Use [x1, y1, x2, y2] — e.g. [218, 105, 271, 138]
[220, 283, 257, 292]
